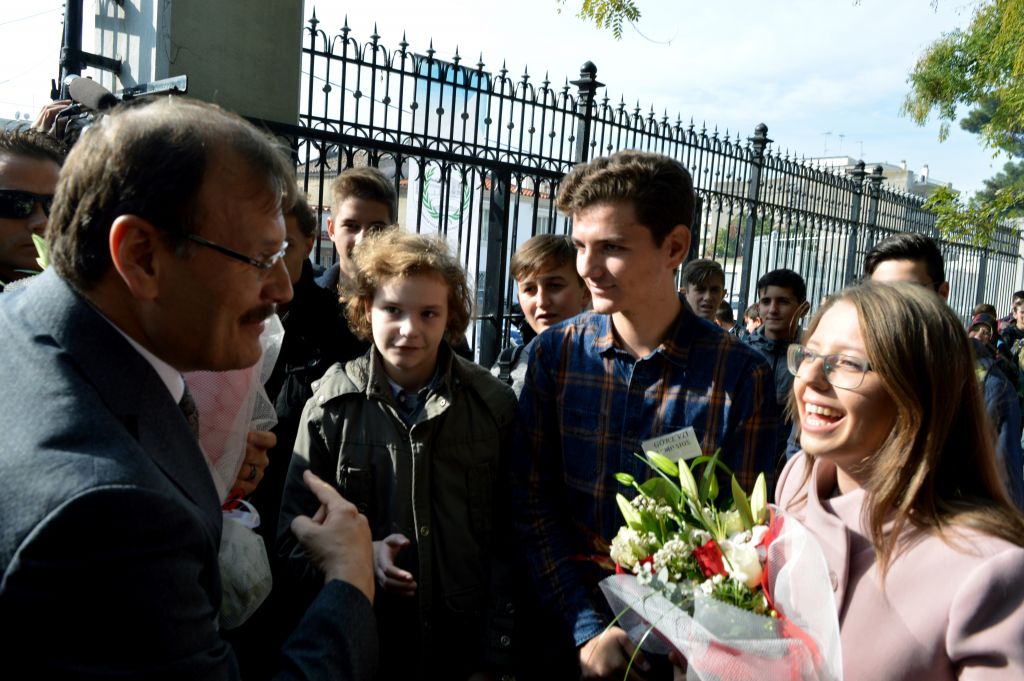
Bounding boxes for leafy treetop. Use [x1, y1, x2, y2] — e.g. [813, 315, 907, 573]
[903, 0, 1024, 156]
[559, 0, 641, 40]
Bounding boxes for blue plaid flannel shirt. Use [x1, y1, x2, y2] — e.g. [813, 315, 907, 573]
[512, 306, 779, 646]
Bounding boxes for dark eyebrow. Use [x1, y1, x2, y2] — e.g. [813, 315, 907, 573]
[573, 234, 629, 247]
[379, 299, 444, 312]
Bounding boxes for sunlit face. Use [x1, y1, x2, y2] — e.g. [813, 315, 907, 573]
[154, 151, 292, 372]
[367, 273, 449, 392]
[792, 301, 897, 479]
[1013, 304, 1024, 329]
[0, 153, 60, 283]
[759, 285, 806, 341]
[869, 258, 949, 300]
[327, 196, 391, 284]
[572, 201, 688, 319]
[683, 276, 726, 322]
[516, 261, 590, 334]
[282, 213, 315, 286]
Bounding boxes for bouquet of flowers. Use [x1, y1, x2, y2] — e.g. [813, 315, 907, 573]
[185, 313, 283, 502]
[600, 452, 842, 681]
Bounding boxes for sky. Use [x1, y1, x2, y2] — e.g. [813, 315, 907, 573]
[0, 0, 1004, 196]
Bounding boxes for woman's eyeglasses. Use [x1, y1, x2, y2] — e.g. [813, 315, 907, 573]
[786, 344, 872, 390]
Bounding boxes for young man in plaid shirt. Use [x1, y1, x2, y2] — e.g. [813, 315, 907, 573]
[512, 151, 779, 679]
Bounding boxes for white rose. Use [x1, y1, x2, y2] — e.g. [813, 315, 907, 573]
[750, 524, 770, 547]
[720, 539, 763, 588]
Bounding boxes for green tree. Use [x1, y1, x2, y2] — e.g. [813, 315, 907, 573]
[558, 0, 640, 39]
[903, 0, 1024, 154]
[903, 0, 1024, 244]
[960, 97, 1024, 213]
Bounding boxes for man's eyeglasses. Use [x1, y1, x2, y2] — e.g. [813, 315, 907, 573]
[0, 190, 54, 220]
[786, 344, 872, 390]
[185, 233, 288, 275]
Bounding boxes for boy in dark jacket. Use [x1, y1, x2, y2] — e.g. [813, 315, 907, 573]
[746, 268, 809, 470]
[280, 229, 517, 680]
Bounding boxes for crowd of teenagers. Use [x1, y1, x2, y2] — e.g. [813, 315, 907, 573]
[1, 95, 1023, 681]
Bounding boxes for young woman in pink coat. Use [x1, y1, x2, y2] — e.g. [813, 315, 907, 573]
[777, 281, 1024, 680]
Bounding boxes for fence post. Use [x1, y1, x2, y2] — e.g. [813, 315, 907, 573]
[844, 161, 867, 284]
[478, 167, 512, 368]
[976, 248, 990, 306]
[570, 62, 603, 164]
[863, 165, 884, 253]
[738, 123, 771, 309]
[688, 195, 703, 264]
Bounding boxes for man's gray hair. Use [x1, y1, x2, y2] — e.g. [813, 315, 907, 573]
[48, 96, 295, 291]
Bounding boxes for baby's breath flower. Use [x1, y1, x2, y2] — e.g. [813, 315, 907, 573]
[635, 560, 655, 585]
[699, 576, 719, 595]
[631, 495, 674, 519]
[651, 537, 690, 582]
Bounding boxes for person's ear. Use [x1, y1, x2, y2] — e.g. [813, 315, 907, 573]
[108, 215, 163, 300]
[665, 224, 691, 268]
[302, 233, 316, 259]
[326, 216, 336, 240]
[796, 300, 811, 319]
[937, 282, 950, 300]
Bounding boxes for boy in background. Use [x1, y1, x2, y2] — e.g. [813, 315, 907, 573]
[714, 300, 738, 334]
[493, 234, 590, 395]
[742, 303, 762, 339]
[316, 166, 396, 295]
[745, 268, 809, 471]
[679, 258, 726, 322]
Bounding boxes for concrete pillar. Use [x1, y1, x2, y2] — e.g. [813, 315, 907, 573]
[80, 0, 301, 123]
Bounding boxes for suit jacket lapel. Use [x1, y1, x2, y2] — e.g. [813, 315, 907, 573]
[26, 271, 222, 531]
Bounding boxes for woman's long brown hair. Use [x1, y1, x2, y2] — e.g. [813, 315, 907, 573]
[790, 282, 1024, 575]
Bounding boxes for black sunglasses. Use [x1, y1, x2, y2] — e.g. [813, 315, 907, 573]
[0, 190, 54, 220]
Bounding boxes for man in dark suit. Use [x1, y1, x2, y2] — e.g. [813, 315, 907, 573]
[0, 96, 377, 679]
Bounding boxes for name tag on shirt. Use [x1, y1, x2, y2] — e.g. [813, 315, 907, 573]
[641, 427, 703, 462]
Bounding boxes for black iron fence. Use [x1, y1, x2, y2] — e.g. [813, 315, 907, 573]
[259, 15, 1023, 366]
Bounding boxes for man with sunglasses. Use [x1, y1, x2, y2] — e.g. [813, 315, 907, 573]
[0, 129, 63, 291]
[863, 232, 1024, 509]
[0, 97, 378, 679]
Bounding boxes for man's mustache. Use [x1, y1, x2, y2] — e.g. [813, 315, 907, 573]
[240, 304, 276, 324]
